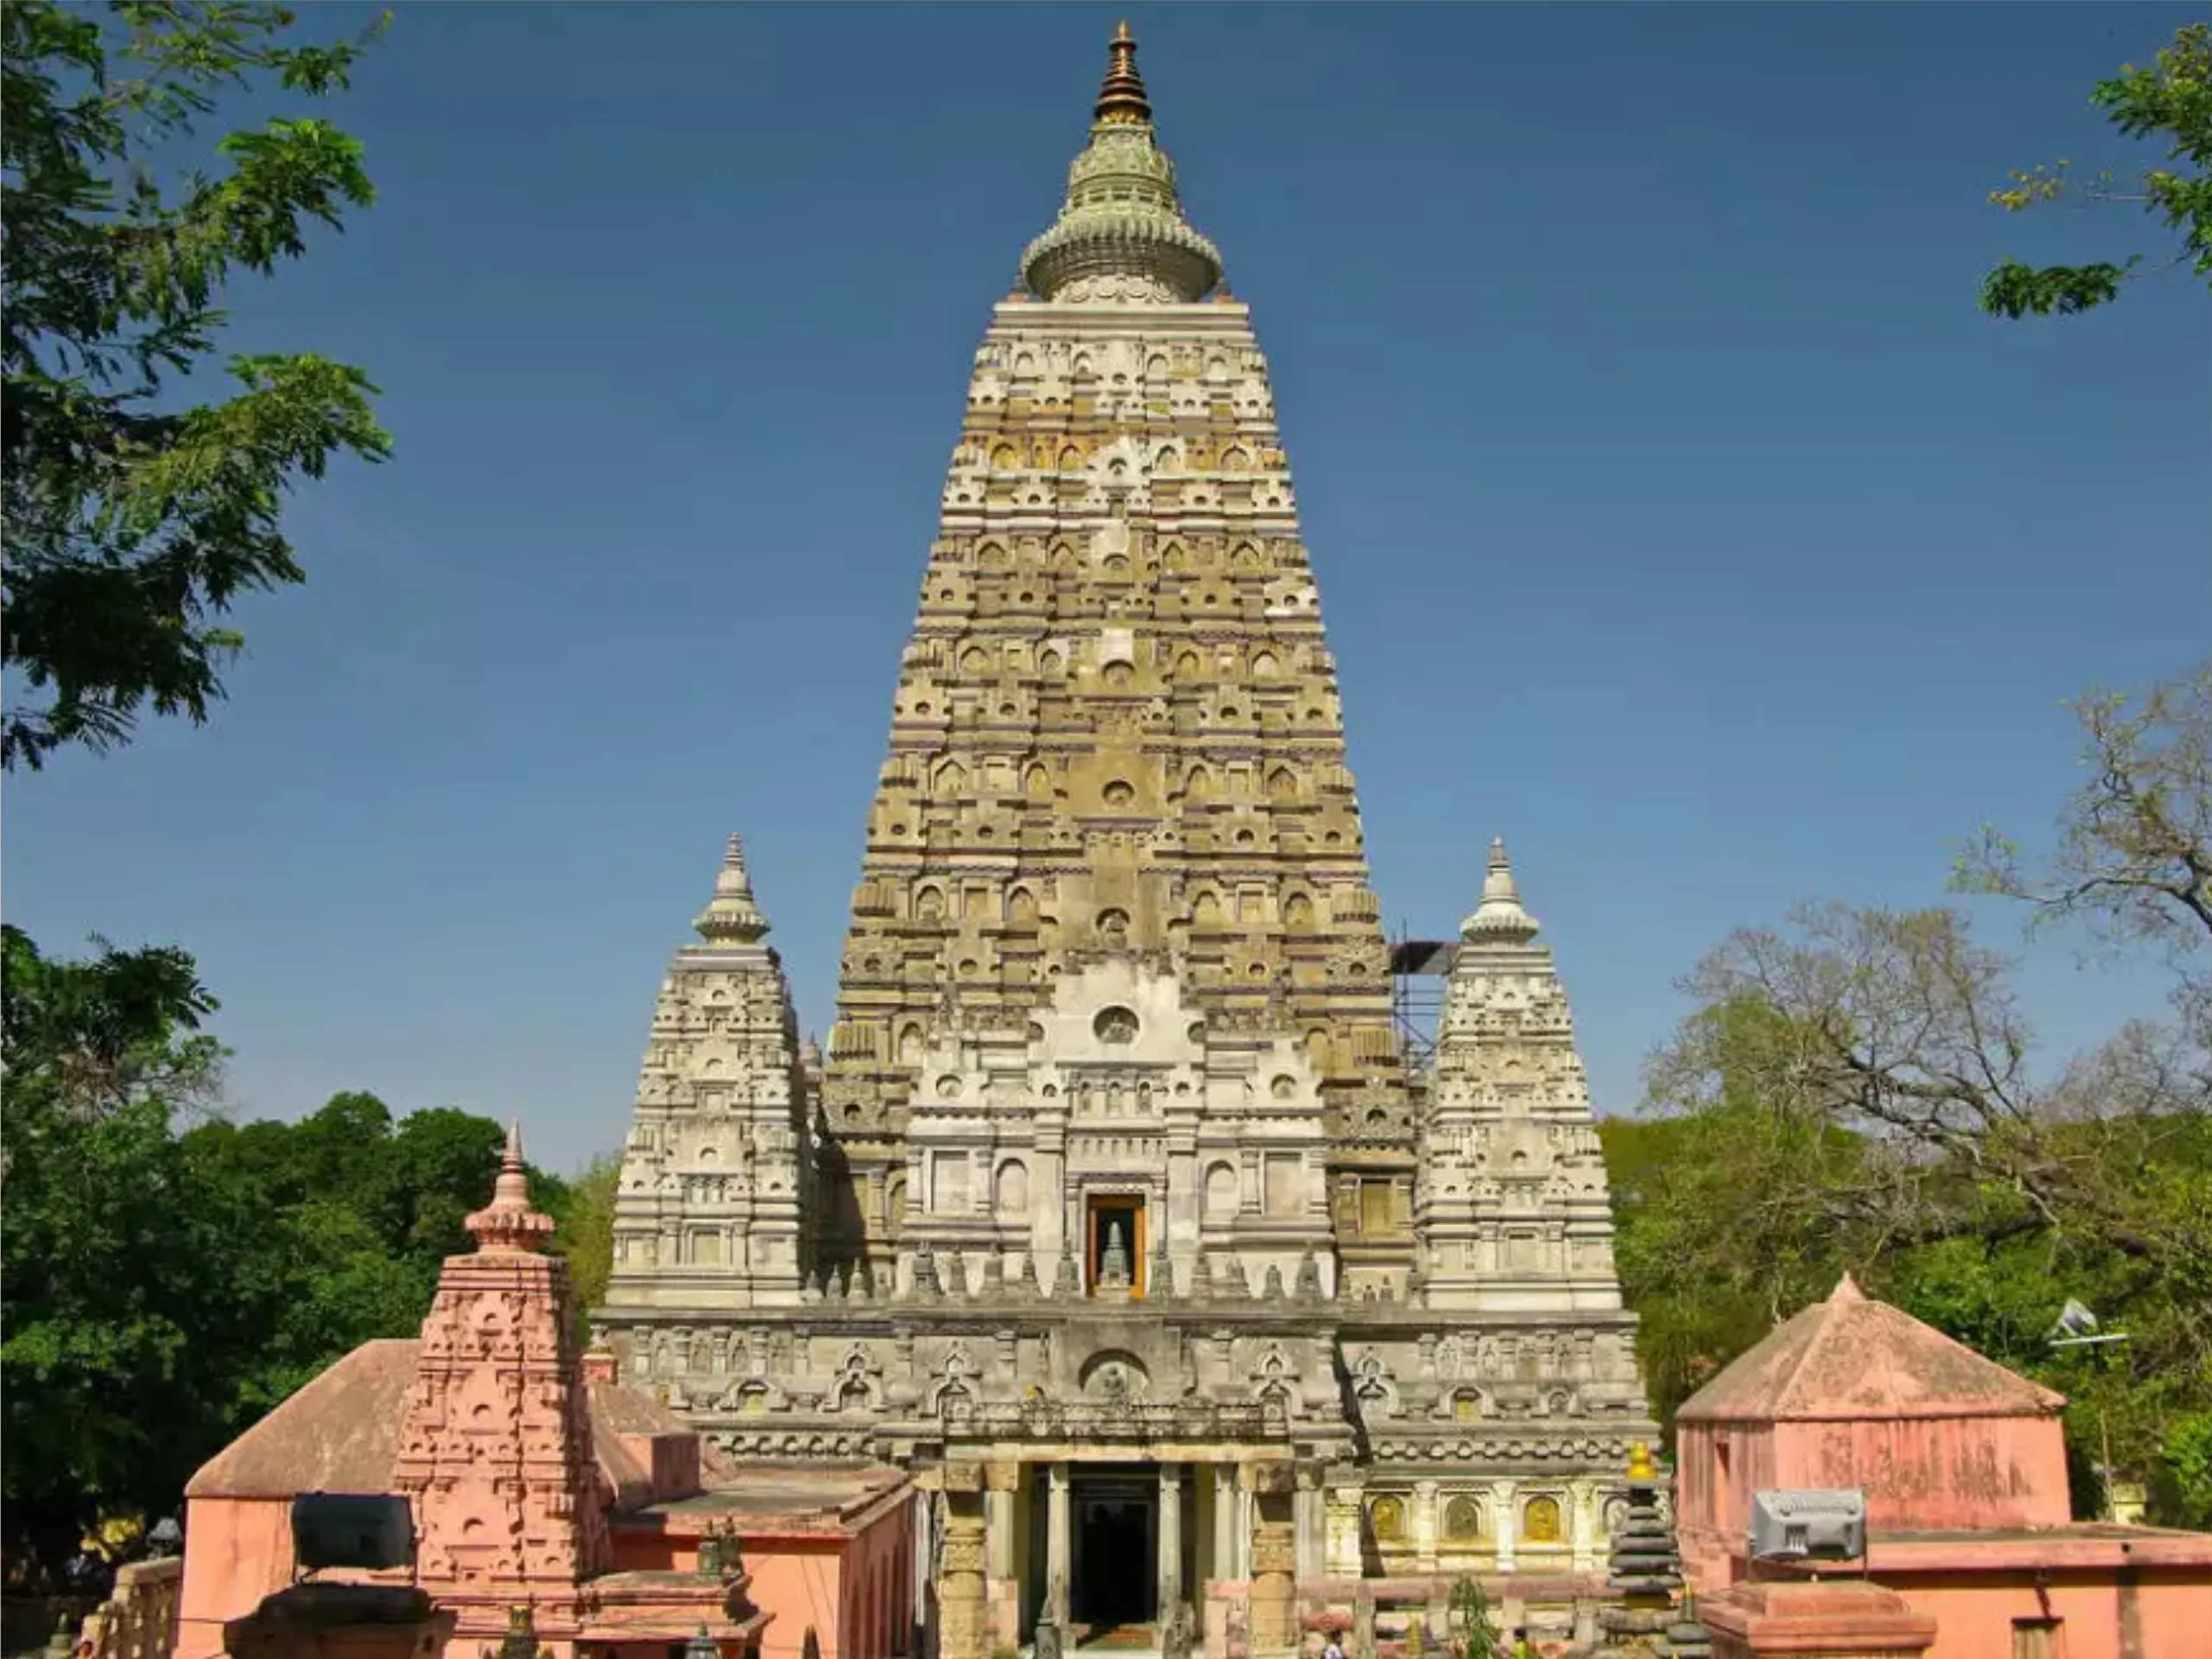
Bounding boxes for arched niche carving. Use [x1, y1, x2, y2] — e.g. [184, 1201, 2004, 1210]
[1203, 1160, 1239, 1219]
[1522, 1495, 1563, 1545]
[1367, 1495, 1406, 1543]
[1078, 1350, 1151, 1399]
[1444, 1496, 1483, 1541]
[993, 1158, 1029, 1216]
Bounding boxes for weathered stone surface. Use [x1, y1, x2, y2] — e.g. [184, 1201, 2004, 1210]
[590, 19, 1658, 1610]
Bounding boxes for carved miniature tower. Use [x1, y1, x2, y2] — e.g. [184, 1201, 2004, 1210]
[393, 1126, 611, 1634]
[604, 834, 812, 1310]
[815, 20, 1413, 1297]
[1417, 839, 1627, 1312]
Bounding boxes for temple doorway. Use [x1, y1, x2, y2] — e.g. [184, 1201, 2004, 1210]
[1071, 1467, 1156, 1636]
[1085, 1194, 1145, 1297]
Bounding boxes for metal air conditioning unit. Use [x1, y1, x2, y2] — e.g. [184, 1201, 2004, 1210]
[1748, 1489, 1865, 1564]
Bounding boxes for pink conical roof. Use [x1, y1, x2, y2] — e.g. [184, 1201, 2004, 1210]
[1677, 1273, 2066, 1424]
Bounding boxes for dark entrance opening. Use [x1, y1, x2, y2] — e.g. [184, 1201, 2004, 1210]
[1072, 1471, 1156, 1634]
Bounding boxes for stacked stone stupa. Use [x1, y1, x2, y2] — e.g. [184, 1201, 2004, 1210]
[1576, 1445, 1712, 1658]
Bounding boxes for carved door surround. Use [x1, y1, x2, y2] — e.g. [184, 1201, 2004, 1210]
[1081, 1184, 1150, 1298]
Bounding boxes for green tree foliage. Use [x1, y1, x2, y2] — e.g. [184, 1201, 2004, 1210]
[547, 1152, 622, 1330]
[1600, 1008, 1885, 1432]
[1981, 22, 2212, 317]
[1, 924, 248, 1565]
[2, 921, 600, 1568]
[1, 0, 390, 769]
[1444, 1574, 1502, 1659]
[1617, 661, 2212, 1526]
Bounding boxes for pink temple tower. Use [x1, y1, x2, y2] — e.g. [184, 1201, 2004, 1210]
[392, 1124, 612, 1644]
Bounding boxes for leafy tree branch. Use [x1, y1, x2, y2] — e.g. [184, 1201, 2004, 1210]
[1981, 22, 2210, 317]
[2, 1, 392, 769]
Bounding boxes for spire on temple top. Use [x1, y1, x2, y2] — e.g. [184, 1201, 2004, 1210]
[1019, 22, 1222, 303]
[467, 1120, 557, 1253]
[1093, 21, 1151, 125]
[1459, 835, 1542, 946]
[694, 832, 770, 943]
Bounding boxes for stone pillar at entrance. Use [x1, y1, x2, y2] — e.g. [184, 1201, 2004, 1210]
[1157, 1464, 1183, 1618]
[985, 1462, 1021, 1649]
[1212, 1466, 1239, 1585]
[1494, 1478, 1520, 1574]
[1046, 1462, 1073, 1629]
[1292, 1467, 1324, 1583]
[1247, 1464, 1298, 1657]
[939, 1501, 989, 1659]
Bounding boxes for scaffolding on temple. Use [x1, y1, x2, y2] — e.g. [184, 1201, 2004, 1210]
[1388, 927, 1455, 1088]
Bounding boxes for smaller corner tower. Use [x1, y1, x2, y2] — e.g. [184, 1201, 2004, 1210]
[604, 836, 813, 1316]
[1417, 839, 1629, 1312]
[394, 1126, 613, 1605]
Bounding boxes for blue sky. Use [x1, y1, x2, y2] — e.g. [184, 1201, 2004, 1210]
[8, 4, 2208, 1173]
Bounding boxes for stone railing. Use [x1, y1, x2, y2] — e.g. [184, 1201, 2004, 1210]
[73, 1559, 181, 1659]
[941, 1398, 1290, 1442]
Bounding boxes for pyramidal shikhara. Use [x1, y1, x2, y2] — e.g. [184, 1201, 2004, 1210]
[599, 25, 1655, 1632]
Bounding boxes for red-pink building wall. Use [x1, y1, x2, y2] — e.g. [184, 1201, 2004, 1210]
[1678, 1413, 2070, 1590]
[606, 1500, 912, 1659]
[185, 1491, 913, 1659]
[1782, 1415, 2071, 1531]
[1678, 1418, 2212, 1659]
[1677, 1420, 1780, 1588]
[176, 1497, 400, 1659]
[1833, 1566, 2209, 1659]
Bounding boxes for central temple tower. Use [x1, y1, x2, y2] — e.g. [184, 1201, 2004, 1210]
[601, 29, 1656, 1656]
[818, 22, 1413, 1300]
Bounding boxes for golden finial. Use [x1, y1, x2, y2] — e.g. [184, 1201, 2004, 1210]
[1628, 1441, 1657, 1482]
[1094, 20, 1151, 125]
